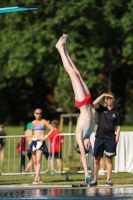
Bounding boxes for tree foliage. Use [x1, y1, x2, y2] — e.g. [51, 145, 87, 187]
[0, 0, 133, 124]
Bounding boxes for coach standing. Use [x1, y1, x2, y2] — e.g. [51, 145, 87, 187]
[90, 93, 122, 186]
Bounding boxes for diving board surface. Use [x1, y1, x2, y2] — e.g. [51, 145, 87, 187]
[0, 6, 38, 13]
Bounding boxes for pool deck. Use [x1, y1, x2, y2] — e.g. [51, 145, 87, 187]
[0, 184, 133, 190]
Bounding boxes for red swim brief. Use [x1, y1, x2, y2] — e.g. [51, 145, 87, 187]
[74, 94, 93, 109]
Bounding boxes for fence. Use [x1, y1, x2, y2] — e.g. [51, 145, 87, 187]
[0, 132, 132, 176]
[0, 133, 88, 176]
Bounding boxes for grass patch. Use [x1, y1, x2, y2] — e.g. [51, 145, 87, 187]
[0, 125, 133, 185]
[0, 172, 132, 185]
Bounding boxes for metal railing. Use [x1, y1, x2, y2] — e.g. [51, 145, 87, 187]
[0, 133, 86, 176]
[1, 132, 130, 176]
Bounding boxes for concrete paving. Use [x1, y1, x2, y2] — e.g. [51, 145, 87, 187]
[0, 183, 133, 189]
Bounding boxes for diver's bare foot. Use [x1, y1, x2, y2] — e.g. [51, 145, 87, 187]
[55, 34, 68, 49]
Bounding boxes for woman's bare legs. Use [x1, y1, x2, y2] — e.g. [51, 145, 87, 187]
[25, 158, 33, 172]
[32, 150, 43, 182]
[56, 35, 92, 181]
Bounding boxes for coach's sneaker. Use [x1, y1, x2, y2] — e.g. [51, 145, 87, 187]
[85, 177, 92, 184]
[106, 180, 113, 186]
[90, 180, 98, 187]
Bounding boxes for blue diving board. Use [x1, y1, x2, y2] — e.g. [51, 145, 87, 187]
[0, 6, 38, 14]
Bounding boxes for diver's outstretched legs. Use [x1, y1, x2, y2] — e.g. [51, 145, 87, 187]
[56, 34, 86, 101]
[64, 43, 90, 95]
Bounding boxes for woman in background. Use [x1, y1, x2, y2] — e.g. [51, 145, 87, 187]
[31, 108, 54, 184]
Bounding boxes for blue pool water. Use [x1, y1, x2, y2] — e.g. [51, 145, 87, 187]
[0, 187, 133, 200]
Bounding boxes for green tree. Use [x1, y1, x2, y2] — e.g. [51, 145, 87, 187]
[54, 0, 133, 121]
[54, 68, 76, 114]
[0, 0, 133, 124]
